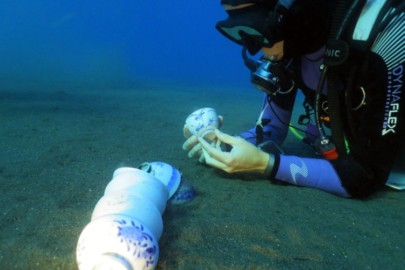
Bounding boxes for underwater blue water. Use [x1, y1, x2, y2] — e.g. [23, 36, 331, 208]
[0, 0, 253, 89]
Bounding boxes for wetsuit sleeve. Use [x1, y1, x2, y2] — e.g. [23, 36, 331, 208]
[273, 155, 351, 197]
[240, 92, 296, 146]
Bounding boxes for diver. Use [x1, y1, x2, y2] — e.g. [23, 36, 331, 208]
[183, 0, 405, 198]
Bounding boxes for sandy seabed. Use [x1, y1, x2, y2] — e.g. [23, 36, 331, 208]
[0, 79, 404, 270]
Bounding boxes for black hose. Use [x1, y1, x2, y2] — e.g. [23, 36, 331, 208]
[327, 67, 347, 156]
[330, 0, 355, 39]
[324, 0, 361, 157]
[344, 64, 359, 140]
[314, 65, 328, 135]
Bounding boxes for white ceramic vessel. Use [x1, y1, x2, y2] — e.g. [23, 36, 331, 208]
[105, 169, 169, 214]
[77, 163, 182, 270]
[112, 167, 138, 179]
[77, 214, 159, 270]
[91, 190, 164, 240]
[185, 107, 220, 140]
[138, 161, 182, 199]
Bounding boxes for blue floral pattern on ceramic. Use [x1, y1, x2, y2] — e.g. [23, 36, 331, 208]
[186, 108, 219, 134]
[76, 216, 159, 270]
[115, 219, 157, 267]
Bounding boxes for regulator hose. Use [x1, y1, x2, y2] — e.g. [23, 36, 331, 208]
[324, 0, 362, 157]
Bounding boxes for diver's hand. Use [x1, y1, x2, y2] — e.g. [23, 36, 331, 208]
[182, 116, 223, 163]
[198, 129, 270, 173]
[182, 134, 204, 162]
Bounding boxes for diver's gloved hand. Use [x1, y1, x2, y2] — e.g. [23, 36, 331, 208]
[198, 129, 270, 173]
[182, 116, 223, 163]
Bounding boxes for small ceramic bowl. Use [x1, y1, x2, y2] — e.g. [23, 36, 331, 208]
[138, 162, 181, 199]
[185, 108, 220, 140]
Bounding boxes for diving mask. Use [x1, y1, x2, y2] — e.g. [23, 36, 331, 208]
[215, 4, 284, 55]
